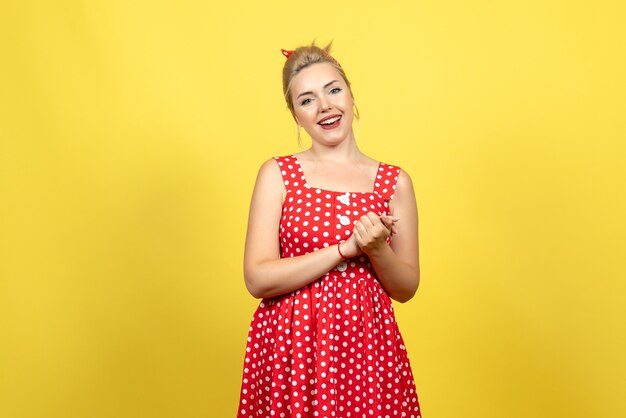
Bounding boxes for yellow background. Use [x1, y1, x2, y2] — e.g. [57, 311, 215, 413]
[1, 1, 625, 417]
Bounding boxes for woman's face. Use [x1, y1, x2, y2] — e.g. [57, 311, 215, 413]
[290, 62, 354, 146]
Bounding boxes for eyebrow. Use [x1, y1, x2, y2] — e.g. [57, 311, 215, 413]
[296, 80, 340, 99]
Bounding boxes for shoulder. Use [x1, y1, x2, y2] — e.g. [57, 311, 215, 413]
[256, 156, 284, 182]
[265, 154, 300, 172]
[379, 160, 411, 181]
[378, 159, 402, 174]
[396, 167, 414, 188]
[385, 165, 417, 218]
[260, 154, 295, 169]
[253, 156, 289, 203]
[378, 161, 414, 200]
[394, 167, 416, 205]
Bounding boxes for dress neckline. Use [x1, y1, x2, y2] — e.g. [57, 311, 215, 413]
[290, 154, 382, 195]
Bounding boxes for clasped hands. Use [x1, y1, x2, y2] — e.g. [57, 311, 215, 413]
[339, 212, 399, 259]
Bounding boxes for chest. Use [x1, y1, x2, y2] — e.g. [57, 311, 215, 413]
[278, 189, 390, 255]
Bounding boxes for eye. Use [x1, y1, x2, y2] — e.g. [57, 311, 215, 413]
[330, 87, 342, 94]
[300, 98, 312, 106]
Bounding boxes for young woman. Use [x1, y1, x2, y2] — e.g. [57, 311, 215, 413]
[237, 41, 422, 417]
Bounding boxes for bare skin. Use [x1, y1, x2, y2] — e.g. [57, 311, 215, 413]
[243, 62, 420, 303]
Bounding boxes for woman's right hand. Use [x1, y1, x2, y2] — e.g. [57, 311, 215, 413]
[339, 233, 362, 259]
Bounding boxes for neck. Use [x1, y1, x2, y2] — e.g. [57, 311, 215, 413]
[307, 133, 362, 164]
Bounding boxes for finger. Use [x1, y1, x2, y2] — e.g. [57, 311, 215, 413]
[354, 221, 370, 242]
[355, 220, 368, 235]
[359, 214, 376, 229]
[370, 212, 391, 235]
[353, 227, 364, 247]
[366, 218, 390, 241]
[379, 215, 394, 229]
[380, 214, 399, 224]
[368, 213, 387, 234]
[367, 212, 382, 225]
[381, 219, 394, 235]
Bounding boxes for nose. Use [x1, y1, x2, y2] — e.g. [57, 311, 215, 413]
[319, 96, 332, 112]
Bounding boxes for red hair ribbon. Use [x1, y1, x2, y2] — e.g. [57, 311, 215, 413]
[281, 49, 294, 59]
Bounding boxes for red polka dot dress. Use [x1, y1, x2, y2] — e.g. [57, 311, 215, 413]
[237, 155, 421, 418]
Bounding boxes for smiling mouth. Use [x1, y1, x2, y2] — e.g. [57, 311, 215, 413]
[318, 116, 342, 130]
[318, 116, 342, 126]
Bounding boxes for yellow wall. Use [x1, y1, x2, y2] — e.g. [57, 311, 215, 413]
[1, 1, 625, 417]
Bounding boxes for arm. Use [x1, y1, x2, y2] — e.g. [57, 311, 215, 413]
[243, 158, 361, 299]
[353, 169, 420, 303]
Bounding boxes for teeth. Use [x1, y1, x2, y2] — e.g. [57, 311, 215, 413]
[319, 116, 340, 125]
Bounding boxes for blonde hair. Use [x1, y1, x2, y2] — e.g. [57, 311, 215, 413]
[282, 40, 359, 123]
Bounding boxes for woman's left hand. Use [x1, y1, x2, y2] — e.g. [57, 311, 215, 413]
[353, 212, 399, 255]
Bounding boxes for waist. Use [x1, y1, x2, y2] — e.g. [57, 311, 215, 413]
[330, 255, 375, 276]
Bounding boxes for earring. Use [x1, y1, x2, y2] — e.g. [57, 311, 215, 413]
[297, 124, 305, 149]
[354, 103, 360, 142]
